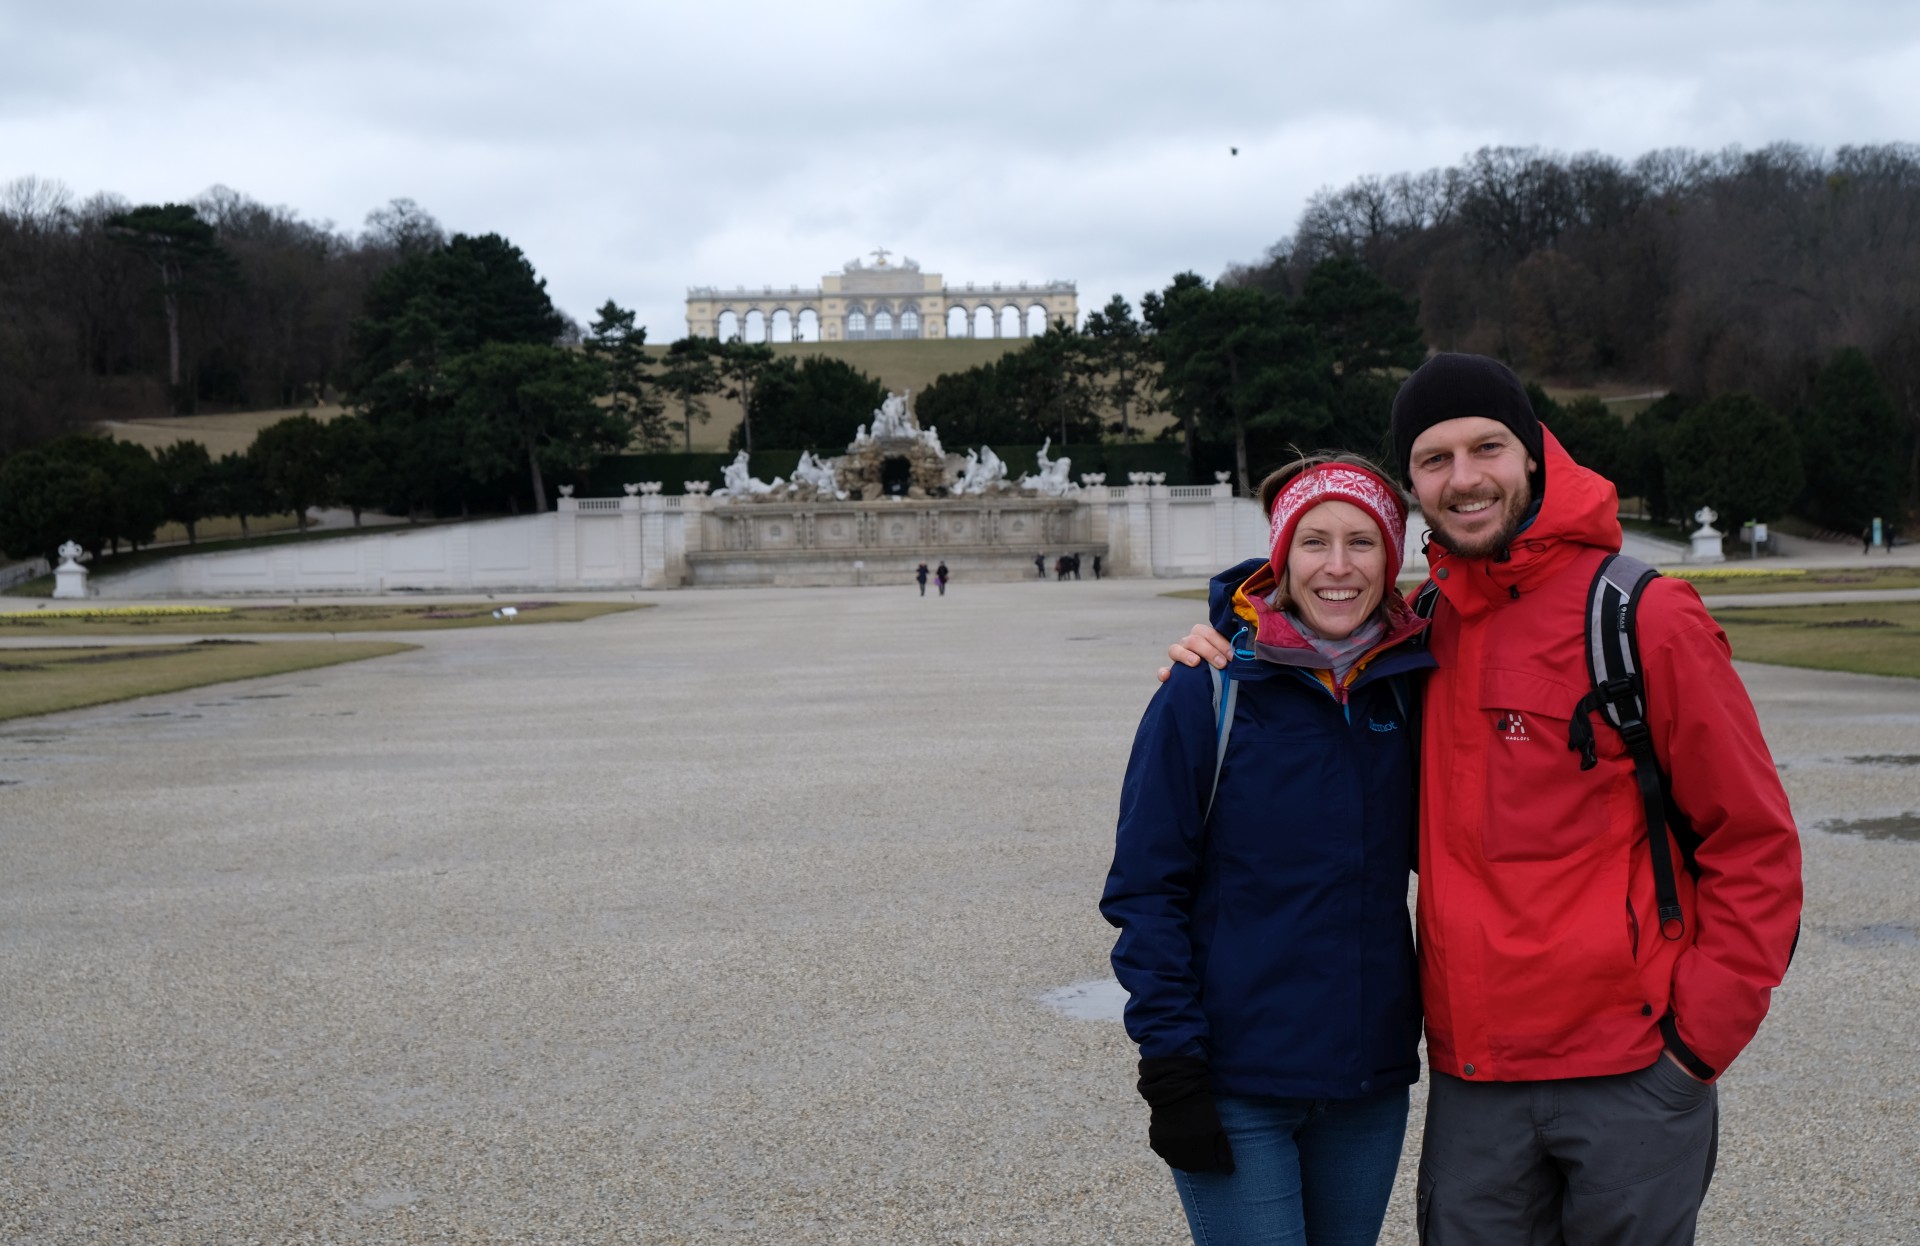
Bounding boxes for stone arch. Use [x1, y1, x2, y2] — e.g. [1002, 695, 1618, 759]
[846, 302, 868, 339]
[899, 302, 921, 338]
[797, 308, 821, 342]
[972, 305, 996, 338]
[873, 301, 895, 337]
[743, 309, 767, 343]
[946, 306, 968, 337]
[1025, 304, 1048, 336]
[999, 305, 1021, 337]
[717, 309, 741, 341]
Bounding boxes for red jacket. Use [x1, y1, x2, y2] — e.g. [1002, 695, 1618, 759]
[1418, 429, 1802, 1083]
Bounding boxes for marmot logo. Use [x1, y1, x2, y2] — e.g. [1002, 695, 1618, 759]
[1494, 711, 1530, 742]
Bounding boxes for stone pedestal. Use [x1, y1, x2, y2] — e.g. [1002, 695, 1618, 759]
[1688, 507, 1725, 564]
[52, 541, 89, 599]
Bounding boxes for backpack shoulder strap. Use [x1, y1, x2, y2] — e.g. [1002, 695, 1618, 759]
[1205, 665, 1240, 824]
[1567, 553, 1692, 940]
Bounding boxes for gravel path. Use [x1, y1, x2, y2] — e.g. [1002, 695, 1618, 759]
[1, 579, 1914, 1244]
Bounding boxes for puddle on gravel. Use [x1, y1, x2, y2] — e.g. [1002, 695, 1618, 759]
[1819, 813, 1920, 843]
[1848, 754, 1920, 767]
[1039, 978, 1129, 1022]
[1829, 923, 1920, 948]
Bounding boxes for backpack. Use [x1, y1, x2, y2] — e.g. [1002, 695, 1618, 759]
[1412, 553, 1701, 941]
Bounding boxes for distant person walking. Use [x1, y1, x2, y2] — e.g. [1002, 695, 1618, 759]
[1072, 553, 1083, 580]
[916, 562, 930, 596]
[1035, 553, 1047, 579]
[1092, 554, 1103, 581]
[935, 562, 949, 596]
[1864, 525, 1874, 554]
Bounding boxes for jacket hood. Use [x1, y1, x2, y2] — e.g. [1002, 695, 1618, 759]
[1424, 425, 1623, 611]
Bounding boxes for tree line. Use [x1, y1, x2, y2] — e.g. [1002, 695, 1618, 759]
[1230, 142, 1920, 509]
[5, 146, 1914, 562]
[0, 179, 460, 451]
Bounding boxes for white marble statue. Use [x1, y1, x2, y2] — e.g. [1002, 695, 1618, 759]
[714, 450, 784, 498]
[952, 446, 1010, 496]
[870, 389, 917, 440]
[1019, 437, 1076, 497]
[788, 450, 847, 500]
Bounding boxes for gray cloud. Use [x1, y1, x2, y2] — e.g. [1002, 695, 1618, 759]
[3, 0, 1915, 340]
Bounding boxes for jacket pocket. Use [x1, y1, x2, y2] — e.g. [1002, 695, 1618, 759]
[1477, 668, 1628, 863]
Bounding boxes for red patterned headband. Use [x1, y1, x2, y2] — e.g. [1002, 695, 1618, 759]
[1268, 464, 1408, 577]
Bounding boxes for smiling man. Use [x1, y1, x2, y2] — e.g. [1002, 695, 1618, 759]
[1167, 353, 1803, 1245]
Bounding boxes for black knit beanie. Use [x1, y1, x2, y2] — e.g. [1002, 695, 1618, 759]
[1390, 353, 1544, 486]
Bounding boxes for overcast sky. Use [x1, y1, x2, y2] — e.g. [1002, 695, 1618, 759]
[4, 0, 1916, 341]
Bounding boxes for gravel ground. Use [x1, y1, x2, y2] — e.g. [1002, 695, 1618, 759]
[1, 578, 1915, 1245]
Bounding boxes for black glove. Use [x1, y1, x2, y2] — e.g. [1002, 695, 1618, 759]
[1137, 1055, 1235, 1174]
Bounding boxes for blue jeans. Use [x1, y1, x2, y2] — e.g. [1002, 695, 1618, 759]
[1172, 1088, 1410, 1246]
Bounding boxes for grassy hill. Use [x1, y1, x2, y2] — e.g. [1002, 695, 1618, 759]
[93, 339, 1031, 456]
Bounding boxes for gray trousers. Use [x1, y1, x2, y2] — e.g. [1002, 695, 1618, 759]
[1416, 1059, 1719, 1245]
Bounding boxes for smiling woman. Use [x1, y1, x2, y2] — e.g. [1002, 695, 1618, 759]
[1103, 449, 1430, 1246]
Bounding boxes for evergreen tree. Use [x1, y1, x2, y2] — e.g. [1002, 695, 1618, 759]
[0, 445, 113, 561]
[585, 301, 670, 451]
[104, 203, 237, 409]
[446, 343, 621, 512]
[1798, 347, 1906, 532]
[1154, 279, 1332, 492]
[713, 340, 777, 455]
[1666, 393, 1804, 531]
[250, 414, 335, 529]
[1081, 294, 1157, 441]
[658, 336, 721, 452]
[207, 451, 274, 538]
[730, 355, 885, 453]
[154, 439, 215, 543]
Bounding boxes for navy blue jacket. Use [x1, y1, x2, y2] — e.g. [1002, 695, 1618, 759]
[1100, 558, 1432, 1099]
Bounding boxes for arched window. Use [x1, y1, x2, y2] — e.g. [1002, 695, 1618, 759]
[1026, 305, 1047, 336]
[847, 309, 867, 338]
[973, 306, 995, 338]
[744, 309, 767, 343]
[771, 309, 793, 343]
[999, 306, 1021, 337]
[874, 310, 894, 336]
[946, 307, 968, 337]
[717, 310, 740, 341]
[797, 308, 821, 342]
[900, 307, 921, 337]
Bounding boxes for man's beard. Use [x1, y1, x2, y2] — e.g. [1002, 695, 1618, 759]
[1431, 483, 1533, 559]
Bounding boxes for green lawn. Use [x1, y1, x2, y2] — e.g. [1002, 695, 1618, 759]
[0, 640, 417, 722]
[1674, 565, 1920, 595]
[1713, 600, 1920, 679]
[0, 601, 646, 636]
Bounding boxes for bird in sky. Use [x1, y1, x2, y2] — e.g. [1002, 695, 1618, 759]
[1230, 147, 1239, 156]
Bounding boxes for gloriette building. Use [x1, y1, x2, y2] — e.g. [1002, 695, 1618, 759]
[686, 249, 1078, 343]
